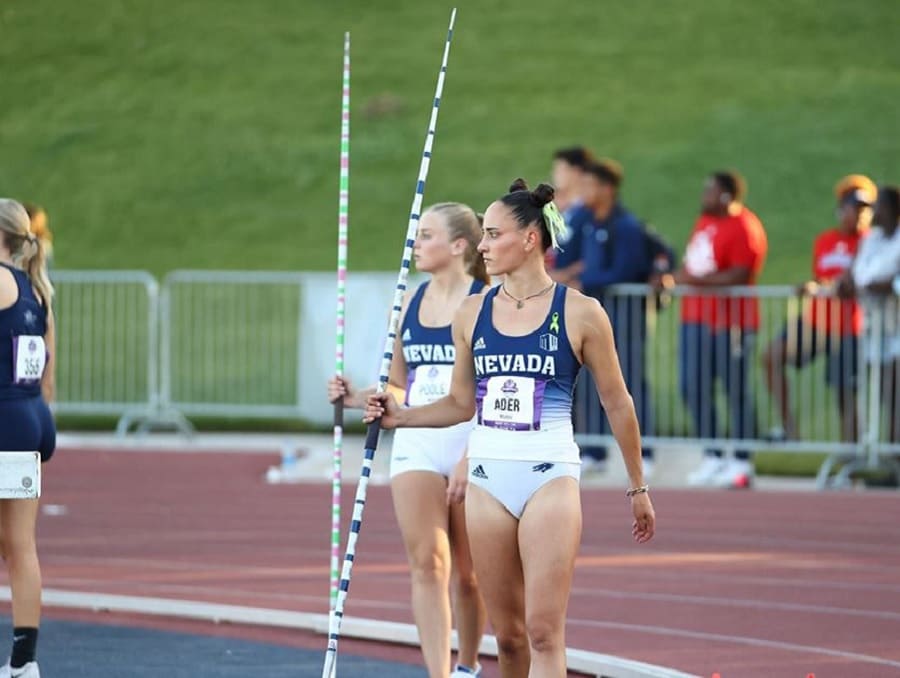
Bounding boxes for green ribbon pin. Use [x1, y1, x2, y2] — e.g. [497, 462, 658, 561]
[549, 311, 560, 334]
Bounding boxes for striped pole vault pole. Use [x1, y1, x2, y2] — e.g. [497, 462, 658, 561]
[322, 9, 458, 677]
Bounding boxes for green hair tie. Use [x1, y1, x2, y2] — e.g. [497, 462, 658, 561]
[542, 201, 567, 251]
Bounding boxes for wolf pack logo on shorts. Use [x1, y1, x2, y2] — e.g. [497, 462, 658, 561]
[532, 462, 554, 473]
[539, 333, 558, 352]
[500, 379, 518, 394]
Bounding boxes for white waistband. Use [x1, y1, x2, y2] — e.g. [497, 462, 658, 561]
[467, 421, 580, 463]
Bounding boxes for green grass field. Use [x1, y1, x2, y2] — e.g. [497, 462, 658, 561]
[5, 1, 899, 473]
[2, 1, 897, 279]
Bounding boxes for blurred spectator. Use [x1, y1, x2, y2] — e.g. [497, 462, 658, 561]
[548, 146, 594, 274]
[23, 203, 53, 265]
[555, 158, 674, 475]
[761, 174, 875, 443]
[662, 170, 768, 488]
[551, 146, 595, 216]
[852, 185, 900, 444]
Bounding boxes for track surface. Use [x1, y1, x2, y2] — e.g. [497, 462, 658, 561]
[3, 449, 899, 678]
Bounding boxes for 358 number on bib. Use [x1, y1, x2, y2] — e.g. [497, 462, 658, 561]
[13, 335, 47, 384]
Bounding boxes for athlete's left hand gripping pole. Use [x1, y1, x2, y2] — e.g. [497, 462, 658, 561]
[322, 9, 458, 678]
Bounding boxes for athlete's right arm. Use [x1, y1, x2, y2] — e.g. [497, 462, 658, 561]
[364, 295, 480, 429]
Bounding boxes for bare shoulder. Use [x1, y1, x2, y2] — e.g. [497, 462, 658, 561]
[456, 292, 486, 321]
[563, 286, 606, 324]
[452, 293, 487, 345]
[563, 287, 612, 352]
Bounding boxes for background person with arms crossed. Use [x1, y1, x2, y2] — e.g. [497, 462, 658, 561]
[661, 171, 768, 488]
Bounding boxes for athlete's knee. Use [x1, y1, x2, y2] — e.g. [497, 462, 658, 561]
[526, 613, 565, 654]
[494, 624, 528, 660]
[0, 531, 35, 563]
[407, 547, 450, 583]
[451, 560, 479, 597]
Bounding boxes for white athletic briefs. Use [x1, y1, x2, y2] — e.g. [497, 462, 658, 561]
[468, 457, 581, 519]
[389, 420, 474, 479]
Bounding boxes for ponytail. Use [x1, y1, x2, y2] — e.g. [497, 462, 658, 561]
[468, 212, 490, 285]
[20, 236, 54, 310]
[467, 248, 490, 285]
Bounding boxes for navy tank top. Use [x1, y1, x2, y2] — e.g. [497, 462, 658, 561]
[470, 283, 581, 432]
[0, 263, 49, 400]
[401, 279, 485, 406]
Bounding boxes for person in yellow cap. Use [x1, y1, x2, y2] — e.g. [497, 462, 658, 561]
[761, 174, 876, 443]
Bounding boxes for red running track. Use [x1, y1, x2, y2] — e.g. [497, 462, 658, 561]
[5, 448, 900, 678]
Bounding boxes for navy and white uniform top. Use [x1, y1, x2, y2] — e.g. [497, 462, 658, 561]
[0, 263, 49, 400]
[401, 279, 486, 407]
[468, 284, 582, 463]
[391, 279, 486, 478]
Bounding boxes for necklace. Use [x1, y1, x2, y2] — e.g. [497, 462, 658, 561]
[502, 281, 555, 309]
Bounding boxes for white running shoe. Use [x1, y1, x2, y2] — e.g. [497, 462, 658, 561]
[451, 663, 482, 677]
[0, 661, 40, 678]
[711, 459, 754, 489]
[687, 456, 726, 486]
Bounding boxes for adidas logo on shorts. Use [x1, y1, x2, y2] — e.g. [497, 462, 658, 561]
[402, 328, 412, 341]
[471, 464, 488, 480]
[473, 336, 486, 351]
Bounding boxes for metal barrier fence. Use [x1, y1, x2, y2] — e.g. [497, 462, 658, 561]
[160, 271, 306, 420]
[51, 272, 898, 482]
[52, 270, 420, 432]
[574, 284, 900, 484]
[52, 271, 158, 425]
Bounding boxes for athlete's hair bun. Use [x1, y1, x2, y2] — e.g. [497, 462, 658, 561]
[509, 178, 529, 193]
[531, 183, 555, 208]
[507, 178, 555, 209]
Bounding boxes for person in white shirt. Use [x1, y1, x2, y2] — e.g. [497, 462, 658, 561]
[851, 185, 900, 443]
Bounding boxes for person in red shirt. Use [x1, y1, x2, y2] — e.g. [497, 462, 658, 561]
[761, 175, 875, 444]
[661, 170, 768, 488]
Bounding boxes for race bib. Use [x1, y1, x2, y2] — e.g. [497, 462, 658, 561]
[13, 335, 47, 384]
[477, 376, 545, 431]
[406, 364, 453, 406]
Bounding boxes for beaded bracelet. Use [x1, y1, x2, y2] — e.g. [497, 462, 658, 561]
[626, 485, 650, 498]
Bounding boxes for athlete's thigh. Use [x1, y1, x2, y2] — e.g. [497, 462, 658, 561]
[0, 497, 39, 552]
[465, 483, 524, 633]
[391, 471, 451, 563]
[518, 477, 582, 625]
